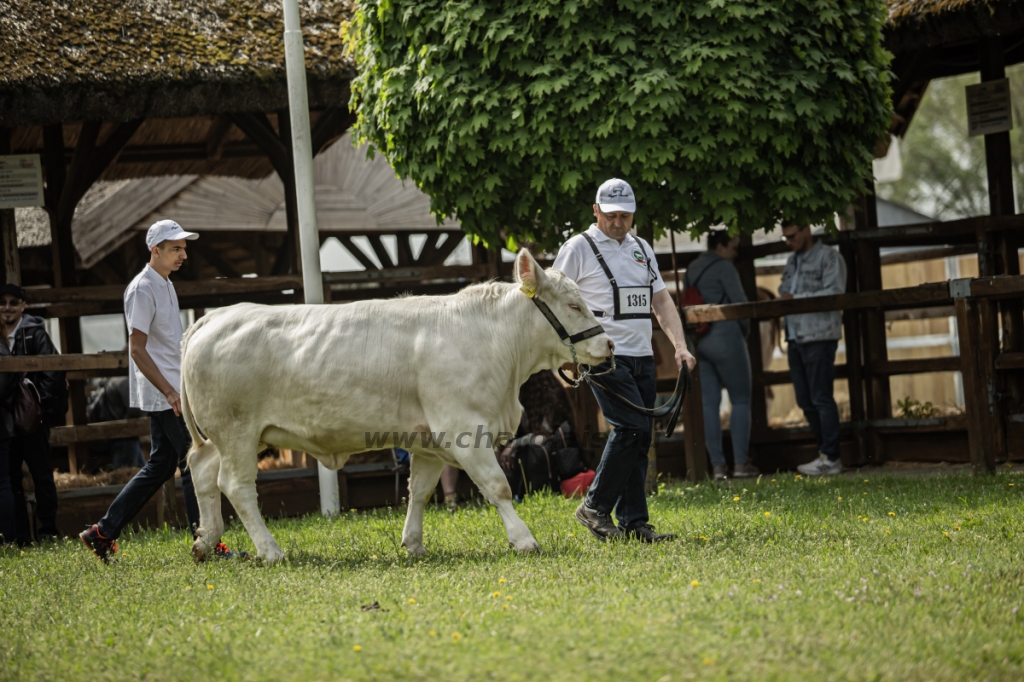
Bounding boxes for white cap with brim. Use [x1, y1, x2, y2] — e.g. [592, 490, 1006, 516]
[146, 219, 199, 249]
[596, 177, 637, 213]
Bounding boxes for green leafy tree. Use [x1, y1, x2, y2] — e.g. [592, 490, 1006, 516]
[878, 65, 1024, 219]
[347, 0, 892, 250]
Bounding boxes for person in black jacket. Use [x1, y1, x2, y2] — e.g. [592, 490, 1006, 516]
[0, 314, 20, 544]
[1, 284, 65, 542]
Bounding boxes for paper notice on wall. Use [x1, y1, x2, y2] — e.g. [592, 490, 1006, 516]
[966, 79, 1013, 137]
[0, 154, 44, 208]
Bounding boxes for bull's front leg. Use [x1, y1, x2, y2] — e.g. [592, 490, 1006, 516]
[401, 454, 445, 556]
[449, 435, 540, 553]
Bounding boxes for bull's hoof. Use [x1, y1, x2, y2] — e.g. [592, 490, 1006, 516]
[403, 541, 427, 557]
[191, 538, 213, 563]
[258, 547, 286, 565]
[511, 538, 541, 553]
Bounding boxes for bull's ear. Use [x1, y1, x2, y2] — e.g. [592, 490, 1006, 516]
[515, 248, 544, 298]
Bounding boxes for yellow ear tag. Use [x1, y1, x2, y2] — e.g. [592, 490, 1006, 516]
[520, 279, 536, 298]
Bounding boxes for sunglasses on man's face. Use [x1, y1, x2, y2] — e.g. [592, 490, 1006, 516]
[0, 298, 23, 308]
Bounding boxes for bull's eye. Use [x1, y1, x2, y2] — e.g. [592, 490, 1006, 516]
[568, 304, 581, 312]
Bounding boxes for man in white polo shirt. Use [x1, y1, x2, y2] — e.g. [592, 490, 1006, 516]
[80, 220, 237, 562]
[554, 178, 696, 542]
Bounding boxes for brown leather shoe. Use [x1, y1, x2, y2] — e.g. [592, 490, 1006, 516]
[574, 502, 622, 541]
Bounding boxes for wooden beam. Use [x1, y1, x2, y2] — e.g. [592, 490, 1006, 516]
[204, 115, 234, 160]
[0, 352, 128, 373]
[366, 234, 395, 269]
[996, 353, 1024, 370]
[684, 281, 951, 323]
[311, 108, 356, 156]
[83, 120, 144, 193]
[191, 240, 243, 279]
[50, 418, 150, 446]
[337, 236, 381, 271]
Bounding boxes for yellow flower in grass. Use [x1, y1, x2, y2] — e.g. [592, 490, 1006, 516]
[491, 591, 501, 598]
[408, 598, 417, 604]
[499, 578, 506, 584]
[185, 586, 191, 591]
[429, 631, 437, 637]
[502, 604, 510, 610]
[764, 512, 771, 517]
[451, 632, 462, 641]
[691, 580, 700, 587]
[506, 596, 513, 601]
[207, 585, 214, 590]
[733, 496, 740, 502]
[352, 645, 362, 652]
[888, 511, 896, 516]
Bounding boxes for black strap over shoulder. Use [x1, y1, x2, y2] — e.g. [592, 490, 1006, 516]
[582, 232, 654, 320]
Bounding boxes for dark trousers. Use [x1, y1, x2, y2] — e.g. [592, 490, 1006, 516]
[97, 410, 200, 540]
[585, 355, 656, 530]
[0, 438, 14, 544]
[9, 427, 59, 541]
[788, 339, 841, 460]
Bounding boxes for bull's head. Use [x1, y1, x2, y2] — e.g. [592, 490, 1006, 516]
[514, 249, 615, 366]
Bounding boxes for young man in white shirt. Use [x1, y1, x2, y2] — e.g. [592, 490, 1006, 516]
[80, 220, 238, 562]
[554, 179, 696, 542]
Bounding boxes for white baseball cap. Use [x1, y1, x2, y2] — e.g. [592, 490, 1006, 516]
[145, 219, 198, 249]
[596, 178, 636, 214]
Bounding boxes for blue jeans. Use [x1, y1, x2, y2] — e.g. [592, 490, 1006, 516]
[697, 322, 752, 467]
[585, 355, 656, 530]
[97, 410, 200, 540]
[788, 340, 840, 460]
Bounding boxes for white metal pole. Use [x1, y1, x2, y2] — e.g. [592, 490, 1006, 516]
[281, 0, 340, 516]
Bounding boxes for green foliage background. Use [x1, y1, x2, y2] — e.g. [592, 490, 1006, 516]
[348, 0, 893, 250]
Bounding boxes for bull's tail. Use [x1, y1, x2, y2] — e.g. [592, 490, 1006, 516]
[181, 315, 212, 465]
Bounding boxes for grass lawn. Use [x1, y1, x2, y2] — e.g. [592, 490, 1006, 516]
[3, 470, 1024, 681]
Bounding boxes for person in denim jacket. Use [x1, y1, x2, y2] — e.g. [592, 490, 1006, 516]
[778, 223, 847, 476]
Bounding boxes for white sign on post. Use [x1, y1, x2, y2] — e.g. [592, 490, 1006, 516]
[0, 154, 44, 209]
[966, 78, 1014, 137]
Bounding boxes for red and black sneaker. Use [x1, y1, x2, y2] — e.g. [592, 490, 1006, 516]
[80, 524, 118, 564]
[213, 542, 247, 560]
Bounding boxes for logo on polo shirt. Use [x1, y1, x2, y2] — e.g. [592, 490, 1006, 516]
[632, 249, 645, 264]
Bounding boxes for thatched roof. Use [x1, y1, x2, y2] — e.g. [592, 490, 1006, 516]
[886, 0, 1024, 52]
[0, 0, 354, 128]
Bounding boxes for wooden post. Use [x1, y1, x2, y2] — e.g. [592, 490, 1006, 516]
[839, 237, 868, 465]
[277, 108, 301, 275]
[682, 362, 708, 482]
[40, 120, 141, 473]
[956, 296, 997, 473]
[980, 36, 1019, 456]
[854, 187, 891, 464]
[735, 234, 769, 435]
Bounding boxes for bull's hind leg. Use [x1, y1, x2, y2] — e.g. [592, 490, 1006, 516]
[401, 454, 445, 556]
[189, 441, 225, 561]
[217, 437, 285, 563]
[450, 440, 540, 553]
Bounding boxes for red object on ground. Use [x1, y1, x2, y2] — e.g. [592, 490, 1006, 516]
[560, 470, 596, 498]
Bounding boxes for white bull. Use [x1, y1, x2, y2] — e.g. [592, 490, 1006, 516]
[181, 250, 613, 562]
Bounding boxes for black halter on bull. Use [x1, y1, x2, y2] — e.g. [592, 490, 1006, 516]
[521, 278, 691, 438]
